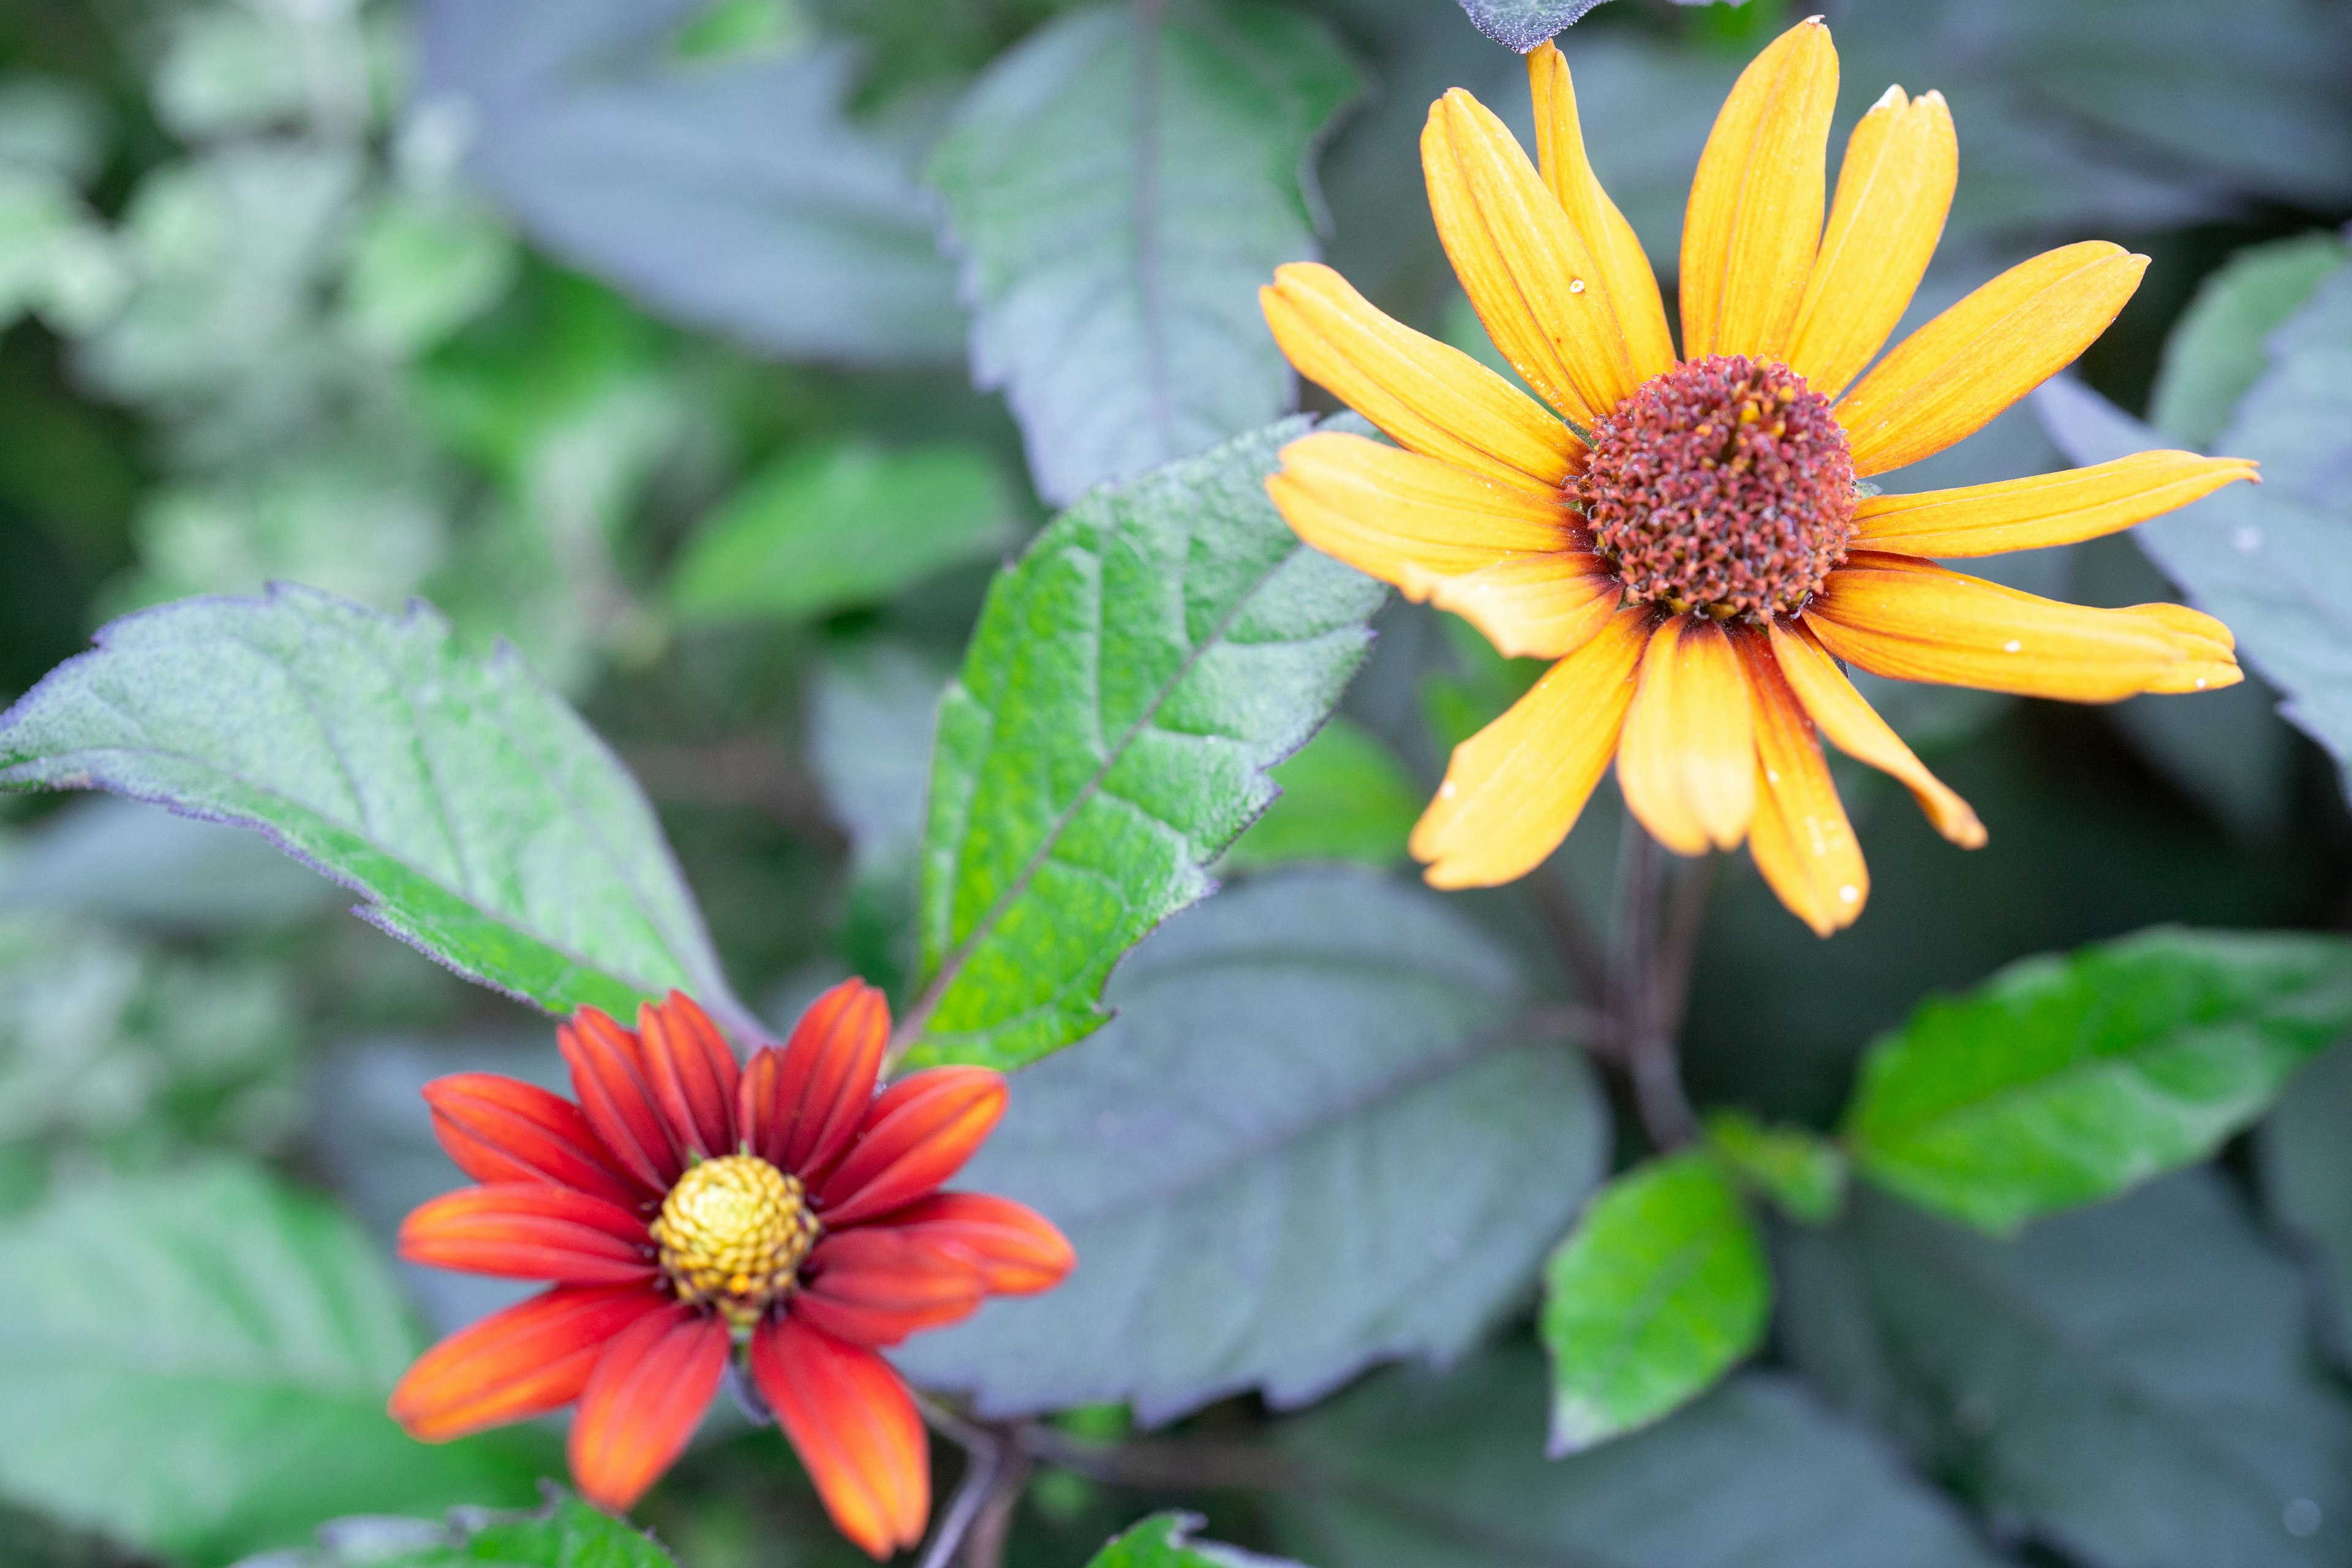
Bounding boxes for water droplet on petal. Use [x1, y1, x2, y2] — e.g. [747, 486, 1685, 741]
[1569, 278, 1588, 294]
[1438, 780, 1457, 799]
[1838, 884, 1860, 904]
[2003, 639, 2022, 653]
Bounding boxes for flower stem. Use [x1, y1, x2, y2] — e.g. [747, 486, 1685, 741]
[1610, 826, 1703, 1150]
[914, 1423, 1006, 1568]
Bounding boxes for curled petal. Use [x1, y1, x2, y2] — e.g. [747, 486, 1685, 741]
[559, 1008, 683, 1191]
[1852, 452, 2260, 557]
[636, 991, 742, 1161]
[752, 1315, 929, 1559]
[818, 1068, 1008, 1227]
[399, 1184, 655, 1284]
[423, 1073, 649, 1210]
[1730, 627, 1868, 936]
[1526, 40, 1676, 380]
[389, 1283, 665, 1441]
[792, 1229, 988, 1348]
[567, 1303, 729, 1514]
[740, 978, 889, 1181]
[880, 1193, 1075, 1297]
[1768, 617, 1985, 848]
[1615, 614, 1757, 856]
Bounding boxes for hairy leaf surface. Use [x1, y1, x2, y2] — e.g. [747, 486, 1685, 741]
[239, 1493, 677, 1568]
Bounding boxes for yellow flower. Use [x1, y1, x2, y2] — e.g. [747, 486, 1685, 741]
[1259, 18, 2252, 936]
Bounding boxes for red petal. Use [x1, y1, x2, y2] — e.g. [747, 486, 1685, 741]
[388, 1283, 665, 1441]
[790, 1229, 987, 1348]
[559, 1008, 684, 1190]
[750, 1314, 928, 1558]
[878, 1193, 1076, 1297]
[739, 979, 888, 1180]
[637, 992, 742, 1161]
[567, 1303, 729, 1513]
[399, 1184, 656, 1284]
[424, 1073, 651, 1210]
[816, 1067, 1007, 1227]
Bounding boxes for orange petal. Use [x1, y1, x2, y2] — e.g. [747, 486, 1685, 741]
[567, 1303, 728, 1514]
[792, 1229, 989, 1348]
[1615, 614, 1757, 856]
[879, 1193, 1075, 1297]
[1423, 88, 1640, 426]
[1766, 617, 1985, 847]
[1526, 41, 1675, 382]
[1427, 551, 1624, 662]
[752, 1315, 929, 1559]
[1679, 18, 1839, 362]
[1730, 626, 1867, 935]
[390, 1283, 665, 1442]
[559, 1008, 684, 1191]
[1268, 429, 1581, 580]
[423, 1073, 651, 1211]
[1838, 242, 2148, 476]
[1411, 603, 1652, 888]
[636, 992, 741, 1162]
[817, 1067, 1008, 1227]
[1787, 85, 1956, 399]
[1806, 552, 2241, 702]
[398, 1183, 657, 1284]
[1852, 451, 2261, 557]
[1261, 263, 1581, 491]
[739, 978, 889, 1183]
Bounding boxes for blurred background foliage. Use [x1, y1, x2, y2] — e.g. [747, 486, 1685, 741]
[0, 0, 2348, 1564]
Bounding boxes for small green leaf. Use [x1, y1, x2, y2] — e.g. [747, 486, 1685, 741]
[671, 441, 1020, 625]
[907, 420, 1385, 1071]
[0, 1162, 552, 1566]
[1539, 1151, 1770, 1454]
[0, 586, 745, 1025]
[1843, 927, 2352, 1234]
[1704, 1110, 1847, 1225]
[241, 1491, 676, 1567]
[2148, 232, 2348, 449]
[1088, 1511, 1298, 1568]
[1221, 715, 1418, 871]
[341, 193, 519, 360]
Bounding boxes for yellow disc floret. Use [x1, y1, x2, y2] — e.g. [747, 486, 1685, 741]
[650, 1154, 820, 1328]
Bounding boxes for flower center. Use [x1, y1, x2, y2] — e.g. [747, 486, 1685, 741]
[650, 1153, 820, 1328]
[1575, 354, 1856, 619]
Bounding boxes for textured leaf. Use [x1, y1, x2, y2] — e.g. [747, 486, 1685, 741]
[0, 586, 744, 1025]
[927, 0, 1362, 503]
[238, 1493, 676, 1568]
[1221, 715, 1418, 871]
[1275, 1341, 2005, 1568]
[670, 441, 1020, 624]
[1452, 0, 1610, 53]
[892, 868, 1606, 1423]
[417, 1, 961, 366]
[1087, 1513, 1297, 1568]
[0, 1163, 551, 1566]
[2259, 1042, 2352, 1366]
[1782, 1174, 2352, 1568]
[907, 419, 1385, 1070]
[1539, 1153, 1766, 1453]
[1703, 1110, 1847, 1224]
[2148, 233, 2350, 451]
[1843, 928, 2352, 1232]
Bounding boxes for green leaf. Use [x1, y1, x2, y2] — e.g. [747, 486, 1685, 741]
[1275, 1340, 2006, 1568]
[2148, 232, 2350, 450]
[1087, 1512, 1297, 1568]
[670, 441, 1020, 625]
[893, 867, 1606, 1422]
[239, 1492, 676, 1567]
[907, 420, 1385, 1071]
[927, 0, 1363, 503]
[1221, 715, 1417, 871]
[0, 1161, 552, 1566]
[1704, 1110, 1847, 1225]
[2258, 1042, 2352, 1365]
[341, 192, 519, 360]
[1451, 0, 1610, 53]
[1782, 1174, 2352, 1568]
[1842, 927, 2352, 1233]
[1539, 1151, 1768, 1453]
[0, 586, 745, 1026]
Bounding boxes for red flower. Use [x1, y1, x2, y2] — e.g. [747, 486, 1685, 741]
[386, 981, 1072, 1557]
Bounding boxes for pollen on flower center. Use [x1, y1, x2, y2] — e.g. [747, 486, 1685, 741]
[650, 1153, 820, 1327]
[1576, 354, 1856, 618]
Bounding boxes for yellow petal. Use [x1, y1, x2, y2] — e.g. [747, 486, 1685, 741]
[1412, 605, 1652, 888]
[1787, 85, 1956, 399]
[1767, 616, 1984, 848]
[1261, 263, 1581, 492]
[1423, 88, 1641, 427]
[1615, 614, 1757, 856]
[1678, 18, 1839, 363]
[1267, 431, 1579, 589]
[1526, 42, 1676, 382]
[1732, 625, 1866, 935]
[1853, 451, 2260, 556]
[1427, 552, 1624, 662]
[1806, 552, 2241, 702]
[1837, 242, 2148, 477]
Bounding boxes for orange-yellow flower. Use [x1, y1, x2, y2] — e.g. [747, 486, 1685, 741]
[386, 983, 1072, 1557]
[1260, 20, 2252, 935]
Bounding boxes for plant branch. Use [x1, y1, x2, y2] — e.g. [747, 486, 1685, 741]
[914, 1419, 1007, 1568]
[1527, 869, 1611, 1001]
[1610, 826, 1699, 1150]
